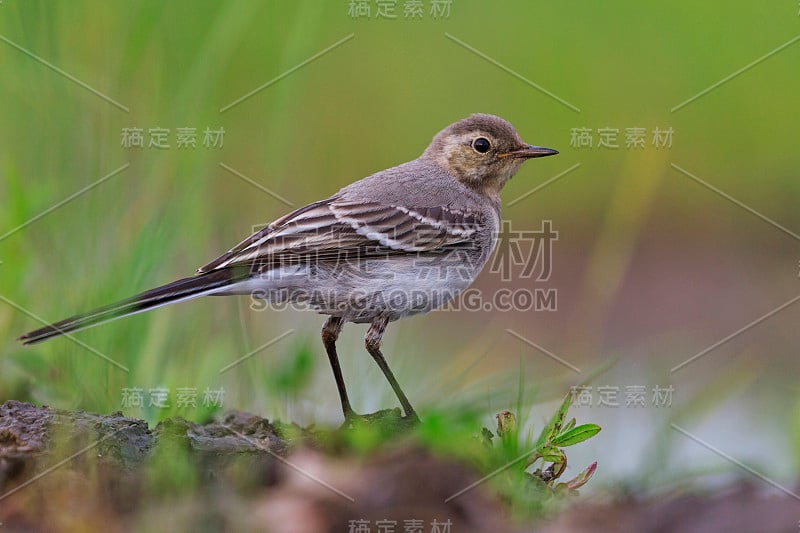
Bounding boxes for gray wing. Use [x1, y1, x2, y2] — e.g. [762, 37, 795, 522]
[197, 197, 483, 273]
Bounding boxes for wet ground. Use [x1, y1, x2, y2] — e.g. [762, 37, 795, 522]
[2, 400, 799, 532]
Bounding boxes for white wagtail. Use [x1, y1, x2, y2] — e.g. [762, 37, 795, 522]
[19, 114, 557, 422]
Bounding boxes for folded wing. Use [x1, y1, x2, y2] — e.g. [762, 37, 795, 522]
[197, 198, 483, 273]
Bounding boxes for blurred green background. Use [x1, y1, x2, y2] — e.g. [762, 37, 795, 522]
[1, 0, 799, 494]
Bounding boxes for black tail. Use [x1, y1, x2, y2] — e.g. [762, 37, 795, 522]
[18, 269, 235, 345]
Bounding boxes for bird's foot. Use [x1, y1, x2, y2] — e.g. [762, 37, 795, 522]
[339, 407, 419, 431]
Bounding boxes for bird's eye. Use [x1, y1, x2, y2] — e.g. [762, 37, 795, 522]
[472, 137, 491, 154]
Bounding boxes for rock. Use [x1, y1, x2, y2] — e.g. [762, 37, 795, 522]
[0, 400, 151, 490]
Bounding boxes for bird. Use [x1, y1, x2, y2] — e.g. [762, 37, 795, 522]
[18, 114, 558, 423]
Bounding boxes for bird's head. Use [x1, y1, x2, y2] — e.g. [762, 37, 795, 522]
[423, 113, 557, 196]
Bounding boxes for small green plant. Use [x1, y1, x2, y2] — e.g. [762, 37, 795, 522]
[485, 392, 601, 495]
[527, 392, 600, 492]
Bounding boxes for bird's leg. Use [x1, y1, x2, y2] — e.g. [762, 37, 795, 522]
[321, 316, 357, 420]
[365, 317, 419, 422]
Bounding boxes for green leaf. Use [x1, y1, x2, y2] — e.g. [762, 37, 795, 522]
[535, 392, 573, 447]
[551, 424, 601, 447]
[561, 417, 577, 434]
[539, 446, 566, 463]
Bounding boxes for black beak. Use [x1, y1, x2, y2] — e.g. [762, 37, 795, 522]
[516, 145, 559, 158]
[499, 145, 559, 159]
